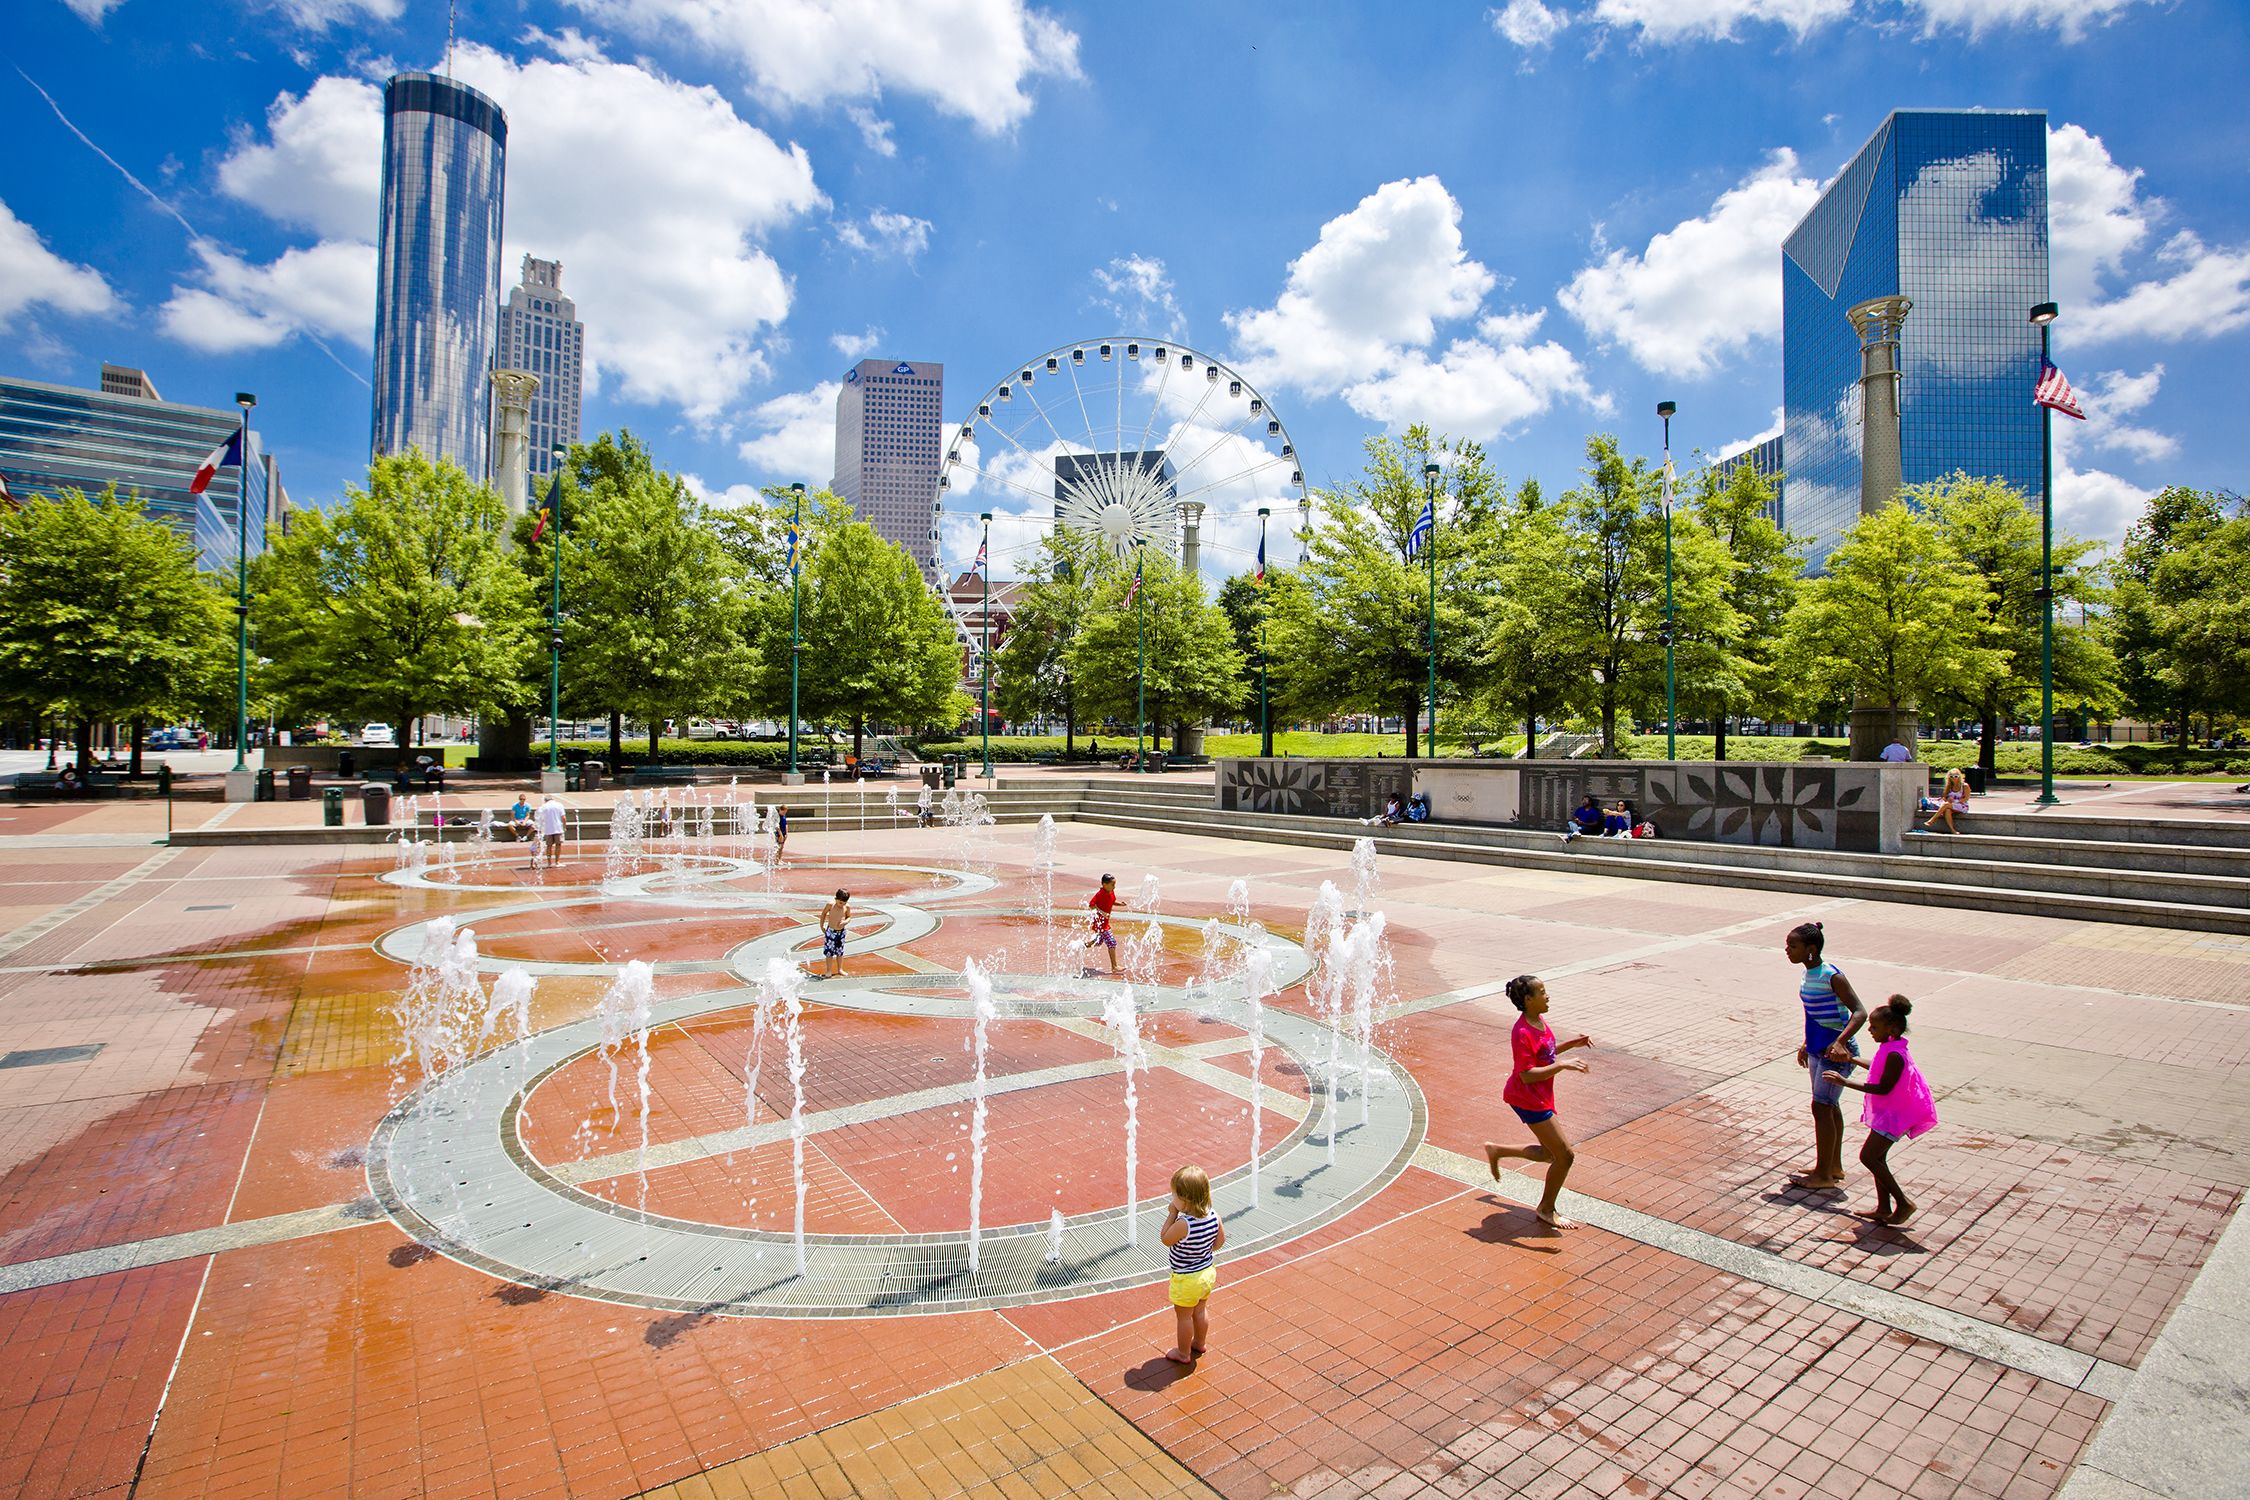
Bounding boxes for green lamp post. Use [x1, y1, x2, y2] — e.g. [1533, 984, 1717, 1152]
[547, 443, 565, 775]
[2031, 302, 2061, 806]
[1421, 460, 1439, 755]
[788, 481, 804, 779]
[232, 391, 255, 774]
[978, 511, 993, 779]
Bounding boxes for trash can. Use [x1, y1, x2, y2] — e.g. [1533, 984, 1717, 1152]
[565, 764, 583, 792]
[156, 763, 173, 797]
[582, 761, 604, 792]
[322, 787, 345, 827]
[361, 783, 391, 826]
[1963, 764, 1988, 795]
[920, 765, 942, 791]
[941, 755, 959, 789]
[337, 749, 356, 780]
[286, 765, 312, 800]
[254, 767, 276, 802]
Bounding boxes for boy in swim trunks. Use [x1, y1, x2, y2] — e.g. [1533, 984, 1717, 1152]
[816, 889, 851, 979]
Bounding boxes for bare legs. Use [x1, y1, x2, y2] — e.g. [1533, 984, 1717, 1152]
[1165, 1299, 1209, 1362]
[1482, 1117, 1578, 1228]
[1860, 1133, 1916, 1225]
[1794, 1099, 1847, 1188]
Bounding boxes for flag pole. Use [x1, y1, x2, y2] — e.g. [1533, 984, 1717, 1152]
[1135, 544, 1147, 774]
[1421, 461, 1439, 758]
[548, 445, 565, 776]
[978, 512, 993, 780]
[2032, 303, 2060, 806]
[232, 395, 255, 775]
[1257, 507, 1272, 758]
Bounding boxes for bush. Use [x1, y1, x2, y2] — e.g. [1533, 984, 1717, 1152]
[538, 737, 807, 768]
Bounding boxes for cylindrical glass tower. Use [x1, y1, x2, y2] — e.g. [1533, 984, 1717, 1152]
[370, 72, 507, 479]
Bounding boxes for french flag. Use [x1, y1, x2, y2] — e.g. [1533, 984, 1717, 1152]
[189, 430, 244, 495]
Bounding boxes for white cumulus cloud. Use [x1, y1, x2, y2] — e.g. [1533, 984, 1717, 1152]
[564, 0, 1080, 132]
[58, 0, 127, 22]
[1344, 336, 1609, 445]
[1091, 255, 1185, 337]
[836, 209, 932, 260]
[1559, 149, 1822, 378]
[267, 0, 404, 29]
[1589, 0, 1851, 44]
[2051, 421, 2152, 543]
[2048, 123, 2250, 349]
[214, 76, 384, 242]
[1902, 0, 2159, 42]
[831, 326, 886, 360]
[159, 240, 374, 351]
[736, 381, 840, 485]
[0, 197, 120, 330]
[1491, 0, 1570, 48]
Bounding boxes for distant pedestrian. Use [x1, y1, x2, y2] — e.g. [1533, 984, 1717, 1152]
[536, 793, 568, 868]
[1482, 974, 1591, 1230]
[815, 889, 851, 979]
[1823, 996, 1937, 1226]
[1160, 1164, 1224, 1364]
[1786, 921, 1867, 1190]
[1083, 873, 1120, 977]
[773, 806, 789, 860]
[1879, 736, 1913, 763]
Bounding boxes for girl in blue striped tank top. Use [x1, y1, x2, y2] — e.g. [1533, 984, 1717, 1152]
[1786, 921, 1868, 1191]
[1161, 1164, 1225, 1364]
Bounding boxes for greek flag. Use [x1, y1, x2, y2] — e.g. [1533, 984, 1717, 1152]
[1406, 500, 1434, 560]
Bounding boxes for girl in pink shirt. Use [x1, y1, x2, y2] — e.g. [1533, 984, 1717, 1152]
[1482, 974, 1593, 1230]
[1823, 995, 1939, 1226]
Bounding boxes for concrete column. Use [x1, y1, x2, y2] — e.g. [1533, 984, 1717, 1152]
[488, 369, 540, 523]
[1845, 295, 1916, 760]
[1175, 500, 1205, 758]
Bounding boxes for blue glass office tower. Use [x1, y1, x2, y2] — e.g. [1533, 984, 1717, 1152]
[1782, 110, 2048, 571]
[371, 72, 507, 478]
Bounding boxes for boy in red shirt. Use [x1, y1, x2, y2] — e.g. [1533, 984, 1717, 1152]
[1083, 873, 1120, 977]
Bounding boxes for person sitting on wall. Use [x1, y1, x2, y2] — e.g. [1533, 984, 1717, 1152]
[509, 794, 535, 842]
[1405, 791, 1431, 823]
[1879, 736, 1913, 763]
[1603, 800, 1634, 838]
[1368, 792, 1404, 827]
[1563, 795, 1605, 842]
[55, 765, 84, 797]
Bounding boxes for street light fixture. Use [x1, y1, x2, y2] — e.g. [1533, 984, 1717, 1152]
[788, 482, 805, 779]
[1257, 507, 1273, 759]
[978, 512, 993, 779]
[2030, 302, 2060, 806]
[233, 392, 256, 775]
[1422, 460, 1440, 756]
[1657, 400, 1678, 762]
[547, 443, 566, 776]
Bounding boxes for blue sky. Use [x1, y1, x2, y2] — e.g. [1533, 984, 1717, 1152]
[4, 0, 2245, 580]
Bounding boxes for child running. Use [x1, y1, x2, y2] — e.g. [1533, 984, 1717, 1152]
[1786, 920, 1869, 1191]
[815, 889, 851, 980]
[1160, 1164, 1224, 1363]
[1823, 996, 1938, 1225]
[1482, 974, 1592, 1229]
[1083, 873, 1120, 977]
[772, 806, 789, 861]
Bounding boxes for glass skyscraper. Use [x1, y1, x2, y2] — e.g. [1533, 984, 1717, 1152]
[0, 372, 278, 574]
[831, 359, 944, 579]
[1782, 109, 2049, 571]
[371, 72, 507, 479]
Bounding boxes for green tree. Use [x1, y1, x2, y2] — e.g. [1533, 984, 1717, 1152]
[1473, 483, 1577, 756]
[2144, 502, 2250, 734]
[993, 532, 1099, 752]
[2112, 486, 2231, 743]
[1780, 500, 2005, 735]
[1066, 547, 1244, 746]
[253, 450, 537, 741]
[1916, 472, 2113, 769]
[0, 488, 233, 771]
[1268, 426, 1503, 757]
[1681, 459, 1801, 759]
[1214, 569, 1292, 735]
[749, 518, 968, 757]
[560, 437, 749, 763]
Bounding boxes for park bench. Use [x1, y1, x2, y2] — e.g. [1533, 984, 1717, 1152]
[629, 765, 697, 786]
[1031, 751, 1062, 765]
[1165, 754, 1213, 770]
[9, 769, 126, 799]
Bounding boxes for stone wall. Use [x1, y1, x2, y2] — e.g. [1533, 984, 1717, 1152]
[1214, 757, 1925, 854]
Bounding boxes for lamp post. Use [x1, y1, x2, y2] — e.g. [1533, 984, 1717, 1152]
[1134, 541, 1148, 774]
[788, 482, 804, 779]
[978, 511, 993, 779]
[1422, 460, 1439, 755]
[1257, 506, 1272, 758]
[1657, 400, 1678, 762]
[547, 443, 565, 776]
[232, 392, 255, 774]
[2031, 302, 2060, 806]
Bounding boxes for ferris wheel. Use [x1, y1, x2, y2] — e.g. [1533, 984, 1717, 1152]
[937, 338, 1312, 586]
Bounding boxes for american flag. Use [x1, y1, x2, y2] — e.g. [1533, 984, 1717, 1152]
[1124, 553, 1143, 607]
[2034, 359, 2086, 420]
[1406, 499, 1434, 560]
[1254, 531, 1266, 586]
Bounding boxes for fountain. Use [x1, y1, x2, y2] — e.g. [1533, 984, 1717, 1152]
[1100, 985, 1146, 1245]
[1240, 940, 1275, 1209]
[964, 958, 996, 1274]
[1341, 912, 1389, 1127]
[589, 961, 655, 1208]
[758, 957, 811, 1275]
[1044, 1206, 1066, 1265]
[1349, 835, 1380, 917]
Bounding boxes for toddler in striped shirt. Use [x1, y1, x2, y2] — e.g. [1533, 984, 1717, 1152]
[1161, 1164, 1225, 1364]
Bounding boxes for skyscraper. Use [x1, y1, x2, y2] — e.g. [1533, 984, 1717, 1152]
[370, 72, 508, 478]
[830, 359, 943, 579]
[496, 256, 583, 480]
[1782, 109, 2049, 571]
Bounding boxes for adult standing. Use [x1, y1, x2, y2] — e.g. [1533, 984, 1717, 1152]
[536, 792, 568, 868]
[1785, 920, 1868, 1190]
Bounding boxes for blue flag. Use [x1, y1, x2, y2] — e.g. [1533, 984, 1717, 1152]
[1406, 500, 1434, 560]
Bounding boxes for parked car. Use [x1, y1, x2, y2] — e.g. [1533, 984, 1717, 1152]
[685, 719, 736, 740]
[146, 726, 194, 750]
[361, 722, 397, 747]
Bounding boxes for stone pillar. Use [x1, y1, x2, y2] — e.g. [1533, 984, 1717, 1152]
[488, 369, 540, 524]
[1845, 295, 1917, 760]
[1174, 500, 1206, 758]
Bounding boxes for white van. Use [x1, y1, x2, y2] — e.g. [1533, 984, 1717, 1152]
[361, 723, 396, 746]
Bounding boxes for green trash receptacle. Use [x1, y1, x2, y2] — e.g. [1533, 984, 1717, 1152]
[254, 767, 276, 802]
[322, 787, 345, 826]
[156, 763, 173, 796]
[942, 755, 959, 789]
[565, 764, 583, 792]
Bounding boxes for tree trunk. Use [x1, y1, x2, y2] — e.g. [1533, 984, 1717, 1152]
[608, 709, 623, 765]
[76, 718, 94, 773]
[1599, 681, 1618, 758]
[1714, 708, 1729, 762]
[129, 716, 146, 778]
[1978, 701, 2000, 775]
[648, 719, 661, 764]
[1523, 708, 1537, 759]
[1404, 688, 1420, 759]
[852, 714, 865, 762]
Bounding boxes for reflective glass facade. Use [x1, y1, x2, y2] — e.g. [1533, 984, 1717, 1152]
[1782, 110, 2048, 571]
[372, 73, 507, 478]
[830, 359, 944, 578]
[0, 375, 272, 575]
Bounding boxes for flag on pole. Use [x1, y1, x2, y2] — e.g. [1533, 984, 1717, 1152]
[530, 470, 562, 543]
[1661, 454, 1676, 515]
[971, 537, 987, 575]
[785, 520, 801, 572]
[1125, 553, 1143, 607]
[2034, 358, 2086, 420]
[188, 430, 244, 495]
[1254, 531, 1266, 586]
[1406, 499, 1434, 560]
[0, 471, 15, 508]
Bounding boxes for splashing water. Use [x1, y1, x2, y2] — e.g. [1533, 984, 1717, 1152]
[1349, 836, 1380, 916]
[1032, 813, 1058, 871]
[480, 968, 537, 1106]
[604, 793, 646, 883]
[1045, 1206, 1066, 1265]
[964, 958, 996, 1274]
[1342, 912, 1389, 1126]
[1101, 986, 1147, 1245]
[1226, 877, 1250, 925]
[390, 917, 482, 1091]
[1304, 880, 1345, 993]
[1240, 940, 1276, 1209]
[759, 958, 812, 1276]
[589, 961, 656, 1210]
[1316, 923, 1350, 1166]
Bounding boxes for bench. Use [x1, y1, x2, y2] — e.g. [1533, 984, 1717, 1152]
[629, 765, 698, 786]
[1165, 754, 1213, 770]
[9, 769, 126, 799]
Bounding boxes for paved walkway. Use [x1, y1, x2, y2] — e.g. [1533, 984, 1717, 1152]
[0, 817, 2243, 1497]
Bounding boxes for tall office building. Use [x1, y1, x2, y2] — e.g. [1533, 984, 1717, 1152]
[1715, 434, 1786, 529]
[100, 363, 163, 401]
[496, 256, 583, 480]
[1782, 109, 2048, 571]
[0, 369, 281, 573]
[371, 71, 508, 478]
[830, 359, 943, 579]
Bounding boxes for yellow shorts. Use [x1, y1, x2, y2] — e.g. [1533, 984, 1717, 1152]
[1168, 1267, 1216, 1308]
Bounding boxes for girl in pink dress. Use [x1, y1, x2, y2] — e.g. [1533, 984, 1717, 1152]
[1823, 996, 1938, 1226]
